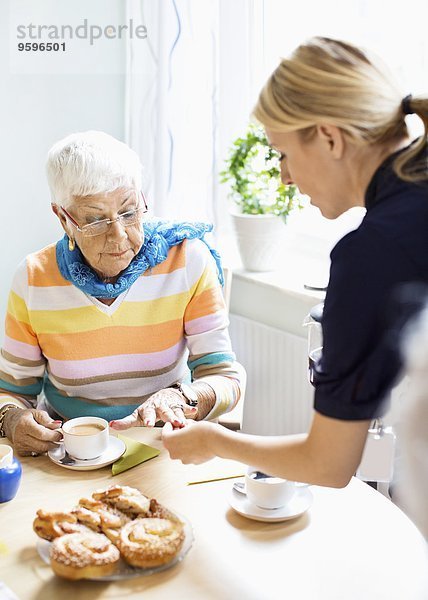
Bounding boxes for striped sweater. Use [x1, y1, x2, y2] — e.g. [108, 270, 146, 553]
[0, 238, 243, 421]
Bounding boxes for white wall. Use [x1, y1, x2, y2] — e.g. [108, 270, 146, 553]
[0, 0, 126, 340]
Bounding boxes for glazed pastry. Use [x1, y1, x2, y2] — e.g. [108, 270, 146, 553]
[71, 505, 102, 531]
[73, 498, 130, 528]
[33, 510, 88, 541]
[50, 532, 120, 580]
[72, 498, 130, 542]
[92, 485, 151, 516]
[148, 498, 179, 521]
[117, 517, 185, 568]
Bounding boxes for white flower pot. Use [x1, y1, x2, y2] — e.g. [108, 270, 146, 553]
[231, 212, 287, 272]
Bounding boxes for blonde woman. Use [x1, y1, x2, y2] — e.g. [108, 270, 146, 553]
[163, 37, 428, 488]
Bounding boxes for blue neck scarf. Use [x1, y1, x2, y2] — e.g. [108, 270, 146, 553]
[56, 219, 224, 299]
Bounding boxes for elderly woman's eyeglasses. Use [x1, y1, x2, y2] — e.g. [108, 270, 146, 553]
[59, 191, 148, 238]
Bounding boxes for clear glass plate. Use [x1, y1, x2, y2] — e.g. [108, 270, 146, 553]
[37, 513, 194, 581]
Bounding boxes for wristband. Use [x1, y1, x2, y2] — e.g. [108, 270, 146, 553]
[0, 404, 21, 438]
[171, 382, 198, 407]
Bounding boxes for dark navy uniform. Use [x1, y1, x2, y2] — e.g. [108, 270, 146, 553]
[314, 144, 428, 420]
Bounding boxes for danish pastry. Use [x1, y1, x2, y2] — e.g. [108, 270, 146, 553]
[92, 485, 151, 516]
[148, 498, 179, 521]
[33, 510, 88, 541]
[50, 532, 120, 580]
[72, 498, 130, 542]
[117, 517, 185, 568]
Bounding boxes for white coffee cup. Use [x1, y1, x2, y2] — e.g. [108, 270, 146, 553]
[245, 468, 296, 510]
[62, 417, 109, 460]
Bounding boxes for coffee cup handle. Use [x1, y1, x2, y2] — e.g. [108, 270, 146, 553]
[51, 427, 64, 445]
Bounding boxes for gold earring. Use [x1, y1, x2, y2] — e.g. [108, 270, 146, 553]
[68, 237, 75, 251]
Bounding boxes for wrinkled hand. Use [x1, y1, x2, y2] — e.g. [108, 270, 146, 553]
[109, 388, 198, 430]
[4, 408, 62, 456]
[162, 420, 218, 464]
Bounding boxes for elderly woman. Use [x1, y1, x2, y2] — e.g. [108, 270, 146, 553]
[163, 37, 428, 488]
[0, 131, 243, 456]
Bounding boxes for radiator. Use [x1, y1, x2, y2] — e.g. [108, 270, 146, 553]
[229, 314, 314, 436]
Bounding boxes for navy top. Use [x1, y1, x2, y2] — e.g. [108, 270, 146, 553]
[313, 144, 428, 420]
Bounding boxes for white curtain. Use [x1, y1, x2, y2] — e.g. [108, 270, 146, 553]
[125, 0, 221, 224]
[125, 0, 258, 253]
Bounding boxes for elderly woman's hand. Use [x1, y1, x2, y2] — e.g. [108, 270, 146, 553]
[109, 388, 198, 430]
[3, 408, 63, 456]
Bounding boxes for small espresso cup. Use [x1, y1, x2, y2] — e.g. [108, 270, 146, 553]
[62, 417, 109, 460]
[245, 468, 296, 510]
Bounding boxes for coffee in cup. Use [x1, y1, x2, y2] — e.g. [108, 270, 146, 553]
[245, 468, 296, 510]
[68, 423, 105, 436]
[62, 417, 109, 460]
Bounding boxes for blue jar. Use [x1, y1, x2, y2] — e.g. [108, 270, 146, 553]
[0, 446, 22, 503]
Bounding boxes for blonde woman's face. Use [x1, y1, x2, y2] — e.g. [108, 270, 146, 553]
[266, 128, 358, 219]
[60, 188, 144, 279]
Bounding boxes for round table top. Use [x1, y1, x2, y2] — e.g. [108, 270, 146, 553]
[0, 429, 427, 600]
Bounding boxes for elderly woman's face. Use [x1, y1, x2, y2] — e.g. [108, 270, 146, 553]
[63, 187, 144, 279]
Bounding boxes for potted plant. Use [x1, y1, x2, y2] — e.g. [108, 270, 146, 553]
[221, 123, 302, 271]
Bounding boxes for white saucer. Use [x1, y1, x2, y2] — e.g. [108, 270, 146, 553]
[228, 486, 313, 522]
[48, 436, 126, 471]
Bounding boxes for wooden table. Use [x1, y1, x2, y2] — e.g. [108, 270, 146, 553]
[0, 430, 427, 600]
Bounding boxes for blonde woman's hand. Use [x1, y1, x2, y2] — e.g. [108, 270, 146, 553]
[161, 420, 218, 464]
[109, 388, 198, 430]
[3, 408, 63, 456]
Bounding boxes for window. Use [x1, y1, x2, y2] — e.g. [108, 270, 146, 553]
[127, 0, 427, 264]
[216, 0, 427, 262]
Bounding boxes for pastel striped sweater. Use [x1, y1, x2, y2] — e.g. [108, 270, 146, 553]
[0, 238, 242, 421]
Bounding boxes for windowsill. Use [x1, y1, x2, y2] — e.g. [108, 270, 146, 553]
[225, 234, 328, 337]
[219, 206, 365, 336]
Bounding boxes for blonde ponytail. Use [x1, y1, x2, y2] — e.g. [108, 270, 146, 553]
[393, 96, 428, 182]
[254, 37, 428, 183]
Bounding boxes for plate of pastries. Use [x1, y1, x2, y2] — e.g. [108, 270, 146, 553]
[33, 484, 193, 580]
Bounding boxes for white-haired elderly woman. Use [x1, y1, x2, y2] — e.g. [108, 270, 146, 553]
[0, 131, 244, 456]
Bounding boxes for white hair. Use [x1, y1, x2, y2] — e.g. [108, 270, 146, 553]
[399, 303, 428, 539]
[46, 130, 142, 207]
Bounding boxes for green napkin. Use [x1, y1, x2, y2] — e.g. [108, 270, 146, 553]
[112, 434, 160, 475]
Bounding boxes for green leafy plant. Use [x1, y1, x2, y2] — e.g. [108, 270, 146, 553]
[220, 123, 302, 220]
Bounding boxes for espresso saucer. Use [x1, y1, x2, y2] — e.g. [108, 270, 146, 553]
[48, 436, 126, 471]
[228, 486, 313, 523]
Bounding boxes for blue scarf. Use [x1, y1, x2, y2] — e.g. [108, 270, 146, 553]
[56, 220, 224, 298]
